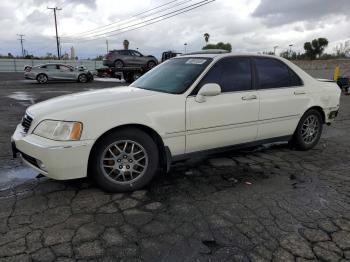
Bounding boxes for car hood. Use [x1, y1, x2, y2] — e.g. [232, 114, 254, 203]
[27, 86, 161, 120]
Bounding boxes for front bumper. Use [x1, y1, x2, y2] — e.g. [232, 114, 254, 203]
[24, 72, 36, 80]
[12, 124, 95, 180]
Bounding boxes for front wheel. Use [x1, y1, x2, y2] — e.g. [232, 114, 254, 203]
[147, 61, 156, 69]
[89, 128, 159, 192]
[36, 74, 48, 84]
[290, 109, 323, 150]
[78, 74, 88, 83]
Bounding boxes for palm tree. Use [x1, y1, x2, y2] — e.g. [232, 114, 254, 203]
[123, 39, 129, 50]
[203, 33, 210, 44]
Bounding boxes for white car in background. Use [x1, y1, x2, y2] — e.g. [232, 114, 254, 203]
[12, 51, 341, 192]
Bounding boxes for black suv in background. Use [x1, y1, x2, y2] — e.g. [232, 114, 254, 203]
[103, 49, 158, 69]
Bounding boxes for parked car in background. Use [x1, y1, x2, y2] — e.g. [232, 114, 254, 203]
[161, 51, 182, 62]
[103, 49, 158, 69]
[13, 52, 340, 192]
[24, 64, 94, 84]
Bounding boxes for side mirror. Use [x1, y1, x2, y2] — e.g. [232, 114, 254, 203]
[195, 83, 221, 103]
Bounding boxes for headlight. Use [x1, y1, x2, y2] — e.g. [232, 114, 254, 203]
[33, 120, 82, 141]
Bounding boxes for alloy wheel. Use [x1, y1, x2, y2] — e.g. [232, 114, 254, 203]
[38, 74, 47, 83]
[79, 74, 87, 83]
[100, 140, 148, 184]
[301, 114, 319, 144]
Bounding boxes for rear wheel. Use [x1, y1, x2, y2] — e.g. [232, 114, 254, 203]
[89, 128, 159, 192]
[36, 74, 48, 84]
[290, 109, 323, 150]
[114, 60, 124, 69]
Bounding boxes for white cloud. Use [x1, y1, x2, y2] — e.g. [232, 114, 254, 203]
[0, 0, 349, 58]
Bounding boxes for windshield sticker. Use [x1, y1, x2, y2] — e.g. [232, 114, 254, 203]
[185, 59, 206, 65]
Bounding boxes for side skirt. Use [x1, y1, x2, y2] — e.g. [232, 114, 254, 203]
[164, 135, 292, 170]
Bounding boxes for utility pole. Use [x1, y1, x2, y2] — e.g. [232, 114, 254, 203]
[17, 34, 25, 57]
[59, 37, 62, 58]
[106, 40, 109, 53]
[47, 7, 62, 59]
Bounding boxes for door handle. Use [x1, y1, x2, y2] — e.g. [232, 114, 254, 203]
[294, 91, 306, 95]
[242, 95, 257, 100]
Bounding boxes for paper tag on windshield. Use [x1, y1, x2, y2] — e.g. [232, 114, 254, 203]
[185, 59, 206, 65]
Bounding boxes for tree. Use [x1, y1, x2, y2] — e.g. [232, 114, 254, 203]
[123, 39, 129, 50]
[280, 50, 297, 60]
[203, 33, 210, 44]
[202, 42, 232, 52]
[304, 38, 328, 59]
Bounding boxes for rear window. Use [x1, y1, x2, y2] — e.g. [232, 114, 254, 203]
[254, 58, 303, 89]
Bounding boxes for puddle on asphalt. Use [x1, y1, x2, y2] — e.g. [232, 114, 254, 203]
[0, 166, 38, 188]
[7, 91, 35, 106]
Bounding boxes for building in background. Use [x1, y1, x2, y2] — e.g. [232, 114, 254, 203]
[70, 46, 76, 60]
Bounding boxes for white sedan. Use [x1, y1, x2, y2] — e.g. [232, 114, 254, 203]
[12, 52, 341, 192]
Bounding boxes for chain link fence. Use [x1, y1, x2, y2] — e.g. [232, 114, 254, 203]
[0, 59, 104, 72]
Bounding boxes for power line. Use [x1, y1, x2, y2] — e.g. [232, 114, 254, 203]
[47, 7, 62, 59]
[63, 0, 186, 38]
[67, 0, 201, 40]
[63, 0, 214, 42]
[17, 34, 25, 57]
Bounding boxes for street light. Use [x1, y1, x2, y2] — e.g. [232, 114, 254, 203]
[184, 43, 187, 54]
[273, 45, 278, 55]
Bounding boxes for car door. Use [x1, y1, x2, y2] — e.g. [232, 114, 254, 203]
[130, 50, 145, 66]
[254, 57, 310, 140]
[58, 65, 76, 80]
[45, 64, 60, 79]
[186, 57, 259, 153]
[119, 50, 133, 66]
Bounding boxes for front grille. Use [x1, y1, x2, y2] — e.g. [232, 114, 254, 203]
[21, 113, 33, 133]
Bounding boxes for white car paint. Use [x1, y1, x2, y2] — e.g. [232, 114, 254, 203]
[12, 53, 341, 180]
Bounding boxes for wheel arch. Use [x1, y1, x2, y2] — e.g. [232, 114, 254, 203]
[88, 124, 169, 176]
[305, 105, 326, 123]
[36, 73, 48, 80]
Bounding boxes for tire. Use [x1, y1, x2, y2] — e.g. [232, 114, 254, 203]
[290, 109, 323, 150]
[124, 72, 134, 84]
[89, 128, 159, 192]
[114, 60, 124, 69]
[132, 72, 142, 81]
[78, 74, 88, 83]
[36, 74, 48, 84]
[147, 61, 156, 69]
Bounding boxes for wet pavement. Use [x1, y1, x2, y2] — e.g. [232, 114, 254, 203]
[0, 73, 350, 261]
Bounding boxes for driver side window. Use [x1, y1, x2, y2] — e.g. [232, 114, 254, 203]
[196, 57, 252, 93]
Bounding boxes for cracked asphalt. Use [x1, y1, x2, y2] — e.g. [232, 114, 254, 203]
[0, 73, 350, 261]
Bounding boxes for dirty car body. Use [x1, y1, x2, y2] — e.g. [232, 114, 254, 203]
[13, 53, 341, 192]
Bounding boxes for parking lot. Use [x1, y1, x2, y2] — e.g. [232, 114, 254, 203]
[0, 73, 350, 261]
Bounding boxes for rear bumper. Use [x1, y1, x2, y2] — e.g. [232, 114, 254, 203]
[324, 106, 339, 123]
[12, 124, 95, 180]
[102, 60, 114, 67]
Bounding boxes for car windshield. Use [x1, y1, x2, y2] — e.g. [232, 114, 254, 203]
[131, 57, 212, 94]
